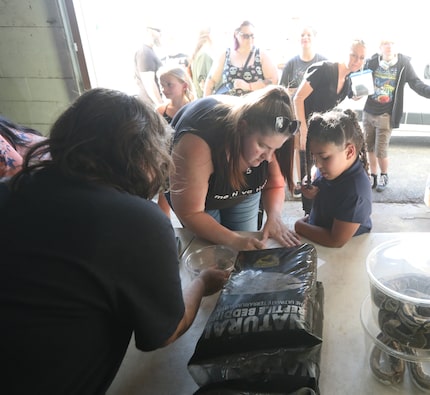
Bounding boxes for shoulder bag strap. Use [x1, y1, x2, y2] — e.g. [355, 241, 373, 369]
[243, 47, 255, 69]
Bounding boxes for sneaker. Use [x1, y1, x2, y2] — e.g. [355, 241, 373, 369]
[376, 174, 388, 192]
[293, 182, 301, 199]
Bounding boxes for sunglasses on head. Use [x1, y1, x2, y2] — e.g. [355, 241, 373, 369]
[275, 116, 300, 135]
[238, 32, 255, 39]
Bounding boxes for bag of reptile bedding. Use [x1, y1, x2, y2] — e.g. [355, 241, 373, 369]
[188, 243, 324, 394]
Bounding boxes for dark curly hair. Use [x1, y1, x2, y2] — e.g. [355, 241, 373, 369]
[11, 88, 173, 199]
[305, 108, 369, 182]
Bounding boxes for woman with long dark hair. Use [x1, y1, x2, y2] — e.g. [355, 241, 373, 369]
[0, 88, 228, 394]
[170, 85, 302, 250]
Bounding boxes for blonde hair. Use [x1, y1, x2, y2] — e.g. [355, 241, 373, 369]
[158, 66, 196, 102]
[351, 38, 366, 51]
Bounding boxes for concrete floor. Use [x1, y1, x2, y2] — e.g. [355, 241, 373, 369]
[368, 132, 430, 205]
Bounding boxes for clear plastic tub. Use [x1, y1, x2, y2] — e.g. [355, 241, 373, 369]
[361, 295, 430, 392]
[361, 294, 430, 363]
[366, 235, 430, 350]
[366, 236, 430, 303]
[350, 69, 375, 96]
[184, 245, 237, 278]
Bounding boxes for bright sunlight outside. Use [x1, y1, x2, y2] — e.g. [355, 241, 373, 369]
[72, 0, 430, 116]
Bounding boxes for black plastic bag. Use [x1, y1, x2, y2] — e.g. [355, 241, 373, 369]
[188, 244, 324, 394]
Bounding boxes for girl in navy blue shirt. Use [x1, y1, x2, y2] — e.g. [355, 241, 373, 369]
[295, 108, 372, 247]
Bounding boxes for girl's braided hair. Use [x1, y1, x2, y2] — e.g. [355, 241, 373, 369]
[305, 108, 369, 182]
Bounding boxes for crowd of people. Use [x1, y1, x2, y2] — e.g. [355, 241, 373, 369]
[1, 18, 430, 394]
[134, 21, 430, 203]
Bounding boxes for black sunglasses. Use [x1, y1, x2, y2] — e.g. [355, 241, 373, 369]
[238, 32, 255, 39]
[275, 116, 300, 135]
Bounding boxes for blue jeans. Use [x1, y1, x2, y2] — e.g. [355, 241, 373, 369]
[206, 192, 261, 231]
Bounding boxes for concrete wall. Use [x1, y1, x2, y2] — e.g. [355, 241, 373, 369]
[0, 0, 81, 134]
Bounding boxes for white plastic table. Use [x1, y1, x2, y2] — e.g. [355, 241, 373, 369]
[107, 231, 430, 395]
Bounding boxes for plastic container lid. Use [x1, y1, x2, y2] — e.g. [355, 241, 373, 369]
[366, 235, 430, 306]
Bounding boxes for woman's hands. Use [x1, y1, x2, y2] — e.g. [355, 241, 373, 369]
[233, 78, 252, 92]
[230, 233, 266, 251]
[261, 215, 301, 248]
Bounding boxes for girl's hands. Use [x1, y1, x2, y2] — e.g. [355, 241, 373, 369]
[301, 184, 319, 200]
